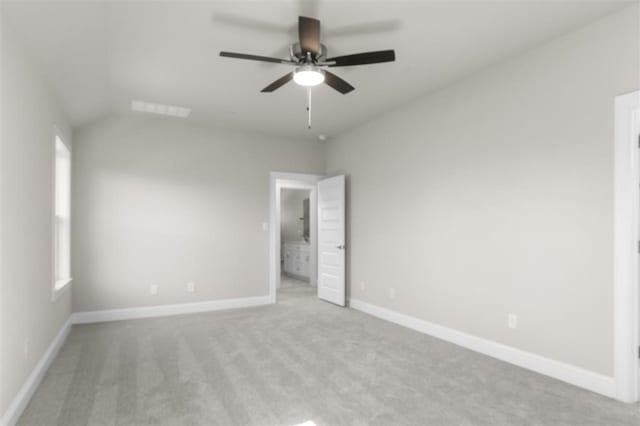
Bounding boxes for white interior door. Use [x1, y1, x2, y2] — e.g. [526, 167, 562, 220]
[634, 108, 640, 393]
[317, 175, 346, 306]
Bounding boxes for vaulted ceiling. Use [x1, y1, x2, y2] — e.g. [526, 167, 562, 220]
[2, 0, 631, 140]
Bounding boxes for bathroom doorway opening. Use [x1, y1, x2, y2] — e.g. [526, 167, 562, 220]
[269, 172, 322, 303]
[279, 187, 312, 298]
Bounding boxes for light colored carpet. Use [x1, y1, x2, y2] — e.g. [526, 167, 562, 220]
[18, 281, 640, 426]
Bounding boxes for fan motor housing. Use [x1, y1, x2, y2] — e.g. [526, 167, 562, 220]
[290, 43, 327, 63]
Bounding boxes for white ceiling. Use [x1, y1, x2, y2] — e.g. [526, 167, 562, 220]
[2, 0, 632, 140]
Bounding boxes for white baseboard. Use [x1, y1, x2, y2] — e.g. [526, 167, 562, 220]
[71, 295, 272, 324]
[1, 318, 72, 426]
[349, 298, 616, 400]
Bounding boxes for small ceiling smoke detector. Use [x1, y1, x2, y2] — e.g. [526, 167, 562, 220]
[131, 100, 191, 118]
[318, 134, 327, 141]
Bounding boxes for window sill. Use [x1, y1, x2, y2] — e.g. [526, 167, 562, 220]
[52, 278, 72, 302]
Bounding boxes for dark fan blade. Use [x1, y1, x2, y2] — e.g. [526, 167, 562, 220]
[298, 16, 321, 54]
[220, 51, 297, 65]
[323, 70, 354, 94]
[327, 49, 395, 67]
[261, 72, 294, 92]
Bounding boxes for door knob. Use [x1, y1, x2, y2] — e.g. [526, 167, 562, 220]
[337, 245, 345, 250]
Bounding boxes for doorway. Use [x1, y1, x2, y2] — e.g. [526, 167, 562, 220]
[269, 172, 348, 306]
[269, 172, 322, 303]
[280, 187, 312, 297]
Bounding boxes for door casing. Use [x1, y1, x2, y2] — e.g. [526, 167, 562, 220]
[614, 89, 640, 403]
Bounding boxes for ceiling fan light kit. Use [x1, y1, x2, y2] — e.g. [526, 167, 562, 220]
[220, 16, 396, 128]
[293, 66, 325, 87]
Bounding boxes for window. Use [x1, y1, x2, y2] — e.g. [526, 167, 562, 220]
[53, 131, 71, 296]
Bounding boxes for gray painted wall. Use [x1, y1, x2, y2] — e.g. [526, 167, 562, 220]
[0, 20, 73, 414]
[325, 6, 639, 376]
[2, 4, 638, 417]
[71, 115, 324, 312]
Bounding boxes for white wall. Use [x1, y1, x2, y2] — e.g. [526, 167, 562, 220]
[280, 188, 308, 243]
[325, 6, 639, 376]
[72, 115, 324, 312]
[0, 19, 72, 415]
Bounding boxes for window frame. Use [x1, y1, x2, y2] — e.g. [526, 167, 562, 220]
[51, 126, 72, 301]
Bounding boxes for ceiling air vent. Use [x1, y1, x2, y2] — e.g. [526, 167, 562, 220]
[131, 100, 191, 118]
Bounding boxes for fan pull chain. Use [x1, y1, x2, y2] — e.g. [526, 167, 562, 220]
[306, 87, 312, 129]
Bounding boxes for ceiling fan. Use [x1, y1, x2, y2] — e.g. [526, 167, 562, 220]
[219, 16, 396, 96]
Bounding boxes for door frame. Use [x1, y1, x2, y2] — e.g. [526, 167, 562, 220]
[614, 89, 640, 403]
[269, 172, 324, 303]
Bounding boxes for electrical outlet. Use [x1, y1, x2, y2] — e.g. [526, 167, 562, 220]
[508, 313, 518, 329]
[150, 284, 158, 295]
[262, 221, 269, 231]
[360, 281, 365, 291]
[389, 287, 396, 299]
[23, 338, 29, 358]
[187, 282, 195, 293]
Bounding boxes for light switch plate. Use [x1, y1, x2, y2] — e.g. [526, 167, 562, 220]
[508, 313, 518, 329]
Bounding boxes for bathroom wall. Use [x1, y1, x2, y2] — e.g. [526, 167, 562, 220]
[280, 188, 309, 244]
